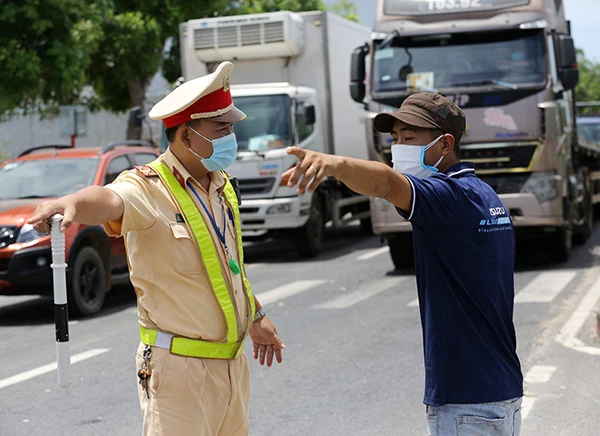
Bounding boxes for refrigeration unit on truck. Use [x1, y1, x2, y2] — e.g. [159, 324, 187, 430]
[178, 11, 372, 257]
[349, 0, 598, 267]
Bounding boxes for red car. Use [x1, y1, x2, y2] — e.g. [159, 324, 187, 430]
[0, 142, 160, 316]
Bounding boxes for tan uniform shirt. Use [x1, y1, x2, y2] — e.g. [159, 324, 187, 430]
[104, 149, 251, 342]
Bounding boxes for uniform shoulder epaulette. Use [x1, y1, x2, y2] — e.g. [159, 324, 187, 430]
[134, 165, 158, 178]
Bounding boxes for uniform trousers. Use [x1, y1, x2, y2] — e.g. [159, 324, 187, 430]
[135, 342, 250, 436]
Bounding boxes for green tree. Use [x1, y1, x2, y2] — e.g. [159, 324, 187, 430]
[330, 0, 360, 23]
[575, 50, 600, 115]
[0, 0, 104, 117]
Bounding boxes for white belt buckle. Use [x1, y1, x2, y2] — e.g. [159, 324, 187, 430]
[154, 331, 174, 349]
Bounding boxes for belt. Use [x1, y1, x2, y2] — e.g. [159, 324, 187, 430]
[139, 326, 244, 359]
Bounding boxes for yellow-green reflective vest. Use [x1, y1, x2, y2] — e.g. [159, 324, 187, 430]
[140, 159, 255, 359]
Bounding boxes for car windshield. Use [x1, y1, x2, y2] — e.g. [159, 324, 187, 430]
[233, 94, 292, 151]
[0, 158, 99, 200]
[372, 29, 546, 94]
[578, 120, 600, 142]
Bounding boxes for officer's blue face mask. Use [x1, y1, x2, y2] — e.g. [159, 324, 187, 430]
[187, 125, 238, 172]
[391, 134, 444, 179]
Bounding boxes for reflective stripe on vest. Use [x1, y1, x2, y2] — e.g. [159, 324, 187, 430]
[145, 159, 255, 358]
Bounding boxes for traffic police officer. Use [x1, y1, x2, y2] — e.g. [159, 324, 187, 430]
[29, 61, 284, 436]
[283, 93, 523, 436]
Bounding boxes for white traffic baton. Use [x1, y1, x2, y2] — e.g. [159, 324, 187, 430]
[50, 214, 71, 388]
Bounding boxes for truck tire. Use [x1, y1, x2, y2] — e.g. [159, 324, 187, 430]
[546, 227, 572, 263]
[68, 246, 107, 316]
[387, 233, 414, 269]
[573, 168, 593, 245]
[294, 194, 325, 258]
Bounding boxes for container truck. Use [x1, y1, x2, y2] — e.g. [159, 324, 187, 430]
[349, 0, 598, 267]
[179, 11, 372, 257]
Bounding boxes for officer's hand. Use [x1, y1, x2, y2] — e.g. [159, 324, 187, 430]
[283, 147, 340, 194]
[28, 198, 76, 234]
[249, 316, 285, 367]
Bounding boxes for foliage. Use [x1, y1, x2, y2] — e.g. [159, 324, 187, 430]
[330, 0, 359, 23]
[0, 0, 104, 116]
[575, 50, 600, 115]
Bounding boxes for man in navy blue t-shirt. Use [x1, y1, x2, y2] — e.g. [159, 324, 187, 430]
[282, 93, 523, 435]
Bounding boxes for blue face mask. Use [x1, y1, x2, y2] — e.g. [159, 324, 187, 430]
[187, 125, 238, 171]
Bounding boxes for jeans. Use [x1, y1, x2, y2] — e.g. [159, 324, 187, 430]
[426, 397, 522, 436]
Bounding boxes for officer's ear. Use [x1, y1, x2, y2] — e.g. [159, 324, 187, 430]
[440, 133, 455, 156]
[176, 124, 192, 148]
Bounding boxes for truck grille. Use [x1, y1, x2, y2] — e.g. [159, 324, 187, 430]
[217, 26, 238, 48]
[461, 143, 538, 174]
[239, 178, 276, 195]
[0, 226, 19, 249]
[194, 28, 214, 50]
[479, 173, 530, 195]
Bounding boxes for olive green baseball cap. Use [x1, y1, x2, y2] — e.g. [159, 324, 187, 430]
[373, 93, 466, 143]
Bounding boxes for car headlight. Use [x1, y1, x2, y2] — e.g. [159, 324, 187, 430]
[16, 223, 44, 243]
[522, 172, 559, 203]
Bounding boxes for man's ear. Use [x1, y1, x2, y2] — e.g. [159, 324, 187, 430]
[177, 125, 190, 147]
[441, 133, 455, 156]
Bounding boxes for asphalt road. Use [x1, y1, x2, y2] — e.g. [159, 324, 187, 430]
[1, 224, 599, 436]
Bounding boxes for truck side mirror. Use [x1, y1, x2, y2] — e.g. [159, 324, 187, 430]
[305, 105, 316, 125]
[350, 43, 369, 103]
[556, 35, 579, 90]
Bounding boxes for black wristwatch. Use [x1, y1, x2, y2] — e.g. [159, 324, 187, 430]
[253, 309, 267, 322]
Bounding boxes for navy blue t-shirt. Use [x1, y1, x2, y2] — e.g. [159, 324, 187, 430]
[397, 162, 523, 406]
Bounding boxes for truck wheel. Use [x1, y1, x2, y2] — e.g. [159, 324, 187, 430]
[294, 194, 325, 258]
[68, 246, 107, 316]
[387, 233, 414, 269]
[546, 227, 572, 263]
[573, 168, 593, 245]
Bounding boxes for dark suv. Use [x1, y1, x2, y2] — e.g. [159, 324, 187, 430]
[0, 142, 160, 316]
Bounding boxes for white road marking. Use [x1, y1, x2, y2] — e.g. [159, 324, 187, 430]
[524, 365, 557, 384]
[0, 296, 43, 307]
[255, 280, 327, 306]
[0, 348, 110, 390]
[314, 277, 405, 309]
[555, 273, 600, 355]
[356, 246, 389, 261]
[521, 397, 537, 420]
[407, 298, 419, 307]
[245, 263, 267, 269]
[514, 270, 577, 303]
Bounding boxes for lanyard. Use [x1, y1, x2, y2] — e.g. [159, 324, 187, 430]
[187, 181, 241, 275]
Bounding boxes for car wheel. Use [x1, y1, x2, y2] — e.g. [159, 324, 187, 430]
[294, 193, 325, 258]
[68, 246, 107, 316]
[388, 233, 414, 269]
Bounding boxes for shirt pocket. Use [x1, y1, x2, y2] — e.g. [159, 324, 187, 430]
[169, 222, 205, 275]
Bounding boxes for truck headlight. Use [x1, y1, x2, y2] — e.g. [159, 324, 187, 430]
[16, 223, 44, 243]
[522, 172, 559, 203]
[267, 204, 291, 215]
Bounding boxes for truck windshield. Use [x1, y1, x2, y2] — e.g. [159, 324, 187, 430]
[232, 94, 292, 151]
[372, 29, 546, 94]
[0, 158, 99, 200]
[578, 120, 600, 142]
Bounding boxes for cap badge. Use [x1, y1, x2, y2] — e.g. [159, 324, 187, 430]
[436, 107, 449, 119]
[223, 74, 231, 92]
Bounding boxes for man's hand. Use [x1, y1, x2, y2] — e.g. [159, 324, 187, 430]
[249, 316, 285, 367]
[28, 197, 76, 234]
[282, 147, 341, 194]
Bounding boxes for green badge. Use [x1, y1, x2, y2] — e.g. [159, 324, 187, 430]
[229, 259, 241, 275]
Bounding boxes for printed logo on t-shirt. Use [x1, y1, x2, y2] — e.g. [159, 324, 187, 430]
[478, 205, 511, 233]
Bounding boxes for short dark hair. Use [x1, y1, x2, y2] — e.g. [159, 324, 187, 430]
[427, 128, 460, 158]
[164, 120, 203, 144]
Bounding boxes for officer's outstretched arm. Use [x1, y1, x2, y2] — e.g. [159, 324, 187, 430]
[28, 186, 124, 234]
[283, 147, 411, 211]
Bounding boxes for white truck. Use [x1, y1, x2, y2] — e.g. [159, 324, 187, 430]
[178, 11, 372, 257]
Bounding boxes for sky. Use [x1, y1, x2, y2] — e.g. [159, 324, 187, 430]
[324, 0, 600, 62]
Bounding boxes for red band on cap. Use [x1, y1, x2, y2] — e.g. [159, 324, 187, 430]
[163, 89, 233, 129]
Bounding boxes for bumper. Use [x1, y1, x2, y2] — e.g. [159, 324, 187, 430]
[369, 193, 564, 236]
[0, 246, 54, 296]
[238, 196, 311, 231]
[499, 193, 563, 227]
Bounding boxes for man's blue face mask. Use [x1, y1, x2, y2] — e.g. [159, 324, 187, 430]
[187, 125, 238, 172]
